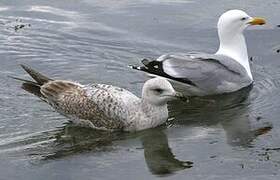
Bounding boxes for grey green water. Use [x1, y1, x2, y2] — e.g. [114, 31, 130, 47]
[0, 0, 280, 179]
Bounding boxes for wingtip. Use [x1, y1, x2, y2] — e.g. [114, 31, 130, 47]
[19, 63, 26, 68]
[141, 58, 151, 66]
[7, 75, 38, 85]
[17, 64, 52, 85]
[19, 63, 31, 71]
[128, 65, 141, 70]
[7, 75, 17, 80]
[128, 65, 134, 69]
[7, 75, 23, 81]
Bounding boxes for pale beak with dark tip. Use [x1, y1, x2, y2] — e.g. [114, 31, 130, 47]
[248, 17, 266, 25]
[167, 92, 189, 102]
[175, 92, 189, 102]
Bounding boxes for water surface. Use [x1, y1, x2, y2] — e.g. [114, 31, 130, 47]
[1, 0, 280, 179]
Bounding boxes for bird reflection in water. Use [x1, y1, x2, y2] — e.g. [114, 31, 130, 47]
[169, 85, 272, 147]
[27, 124, 192, 176]
[31, 125, 120, 160]
[140, 129, 193, 176]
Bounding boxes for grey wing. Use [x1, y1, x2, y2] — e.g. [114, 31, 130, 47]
[41, 80, 129, 130]
[144, 53, 252, 93]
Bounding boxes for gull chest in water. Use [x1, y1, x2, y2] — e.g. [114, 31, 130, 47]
[127, 102, 169, 131]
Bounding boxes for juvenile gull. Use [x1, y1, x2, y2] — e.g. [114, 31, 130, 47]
[130, 10, 266, 96]
[11, 65, 185, 132]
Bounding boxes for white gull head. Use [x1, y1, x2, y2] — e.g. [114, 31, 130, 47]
[142, 77, 182, 106]
[215, 9, 266, 80]
[127, 77, 185, 131]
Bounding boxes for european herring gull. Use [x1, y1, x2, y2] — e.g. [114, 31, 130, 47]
[130, 10, 266, 96]
[11, 65, 185, 132]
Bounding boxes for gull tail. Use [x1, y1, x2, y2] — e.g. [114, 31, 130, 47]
[9, 64, 53, 99]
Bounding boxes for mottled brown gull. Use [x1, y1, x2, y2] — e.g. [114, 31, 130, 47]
[11, 65, 185, 132]
[130, 10, 266, 96]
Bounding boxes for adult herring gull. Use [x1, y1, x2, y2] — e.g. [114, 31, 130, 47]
[11, 65, 185, 132]
[130, 10, 266, 96]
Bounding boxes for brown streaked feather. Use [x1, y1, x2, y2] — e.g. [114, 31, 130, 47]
[41, 80, 81, 100]
[41, 80, 125, 129]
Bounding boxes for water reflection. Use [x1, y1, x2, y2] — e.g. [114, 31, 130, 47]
[10, 125, 192, 176]
[141, 129, 193, 176]
[169, 85, 272, 147]
[222, 115, 272, 147]
[34, 124, 121, 160]
[44, 126, 193, 176]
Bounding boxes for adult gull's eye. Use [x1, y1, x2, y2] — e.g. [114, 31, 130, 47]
[241, 17, 247, 21]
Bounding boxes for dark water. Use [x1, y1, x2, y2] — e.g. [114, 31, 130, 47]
[1, 0, 280, 179]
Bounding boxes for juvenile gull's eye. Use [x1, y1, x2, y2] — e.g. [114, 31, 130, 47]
[153, 88, 164, 94]
[240, 17, 247, 21]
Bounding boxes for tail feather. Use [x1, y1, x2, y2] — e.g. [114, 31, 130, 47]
[22, 82, 45, 99]
[8, 75, 38, 85]
[9, 64, 54, 100]
[20, 64, 52, 85]
[9, 76, 45, 99]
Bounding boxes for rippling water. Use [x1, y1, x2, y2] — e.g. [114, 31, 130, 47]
[1, 0, 280, 179]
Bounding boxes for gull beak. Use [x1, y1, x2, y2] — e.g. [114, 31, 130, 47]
[248, 17, 266, 25]
[173, 91, 189, 102]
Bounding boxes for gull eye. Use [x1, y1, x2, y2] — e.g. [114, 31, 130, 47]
[153, 88, 164, 94]
[240, 17, 247, 21]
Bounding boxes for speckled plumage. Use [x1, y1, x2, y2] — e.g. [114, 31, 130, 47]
[13, 65, 182, 132]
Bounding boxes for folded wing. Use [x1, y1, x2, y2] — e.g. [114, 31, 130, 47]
[41, 81, 133, 130]
[136, 53, 252, 94]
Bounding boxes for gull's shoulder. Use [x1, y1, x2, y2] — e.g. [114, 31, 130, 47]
[156, 52, 211, 61]
[87, 83, 139, 102]
[156, 52, 248, 76]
